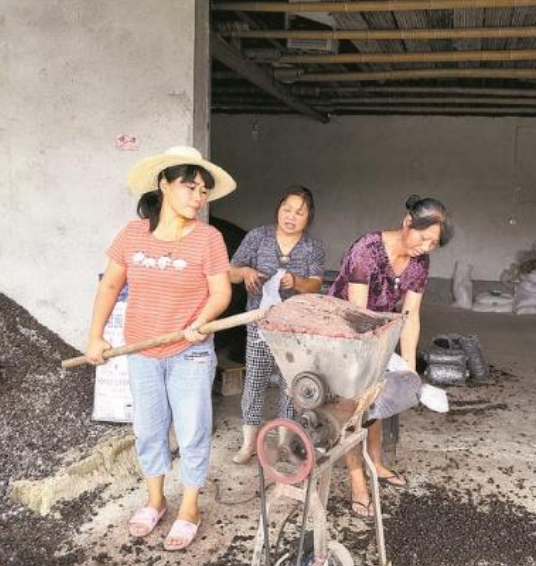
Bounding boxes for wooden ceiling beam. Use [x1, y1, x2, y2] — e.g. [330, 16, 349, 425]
[213, 85, 536, 96]
[279, 48, 536, 64]
[221, 26, 536, 41]
[307, 96, 536, 105]
[211, 34, 328, 122]
[325, 106, 536, 114]
[233, 11, 283, 51]
[314, 86, 536, 96]
[213, 1, 536, 14]
[274, 67, 536, 81]
[211, 102, 536, 115]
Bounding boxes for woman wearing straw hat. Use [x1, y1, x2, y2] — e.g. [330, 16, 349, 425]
[329, 195, 453, 517]
[230, 186, 326, 464]
[85, 147, 235, 550]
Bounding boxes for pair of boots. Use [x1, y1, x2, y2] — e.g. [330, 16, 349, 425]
[232, 425, 259, 464]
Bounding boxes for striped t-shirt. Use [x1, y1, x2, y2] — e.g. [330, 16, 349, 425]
[107, 219, 229, 358]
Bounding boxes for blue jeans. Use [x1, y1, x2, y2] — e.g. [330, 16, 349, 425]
[128, 340, 216, 487]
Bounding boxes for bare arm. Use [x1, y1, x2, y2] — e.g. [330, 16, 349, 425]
[281, 273, 323, 294]
[185, 271, 232, 342]
[86, 260, 127, 364]
[399, 290, 423, 372]
[347, 282, 369, 308]
[229, 264, 246, 284]
[229, 264, 266, 293]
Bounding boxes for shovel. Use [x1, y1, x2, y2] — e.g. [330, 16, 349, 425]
[62, 307, 269, 369]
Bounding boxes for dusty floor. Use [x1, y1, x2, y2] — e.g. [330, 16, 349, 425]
[1, 296, 536, 566]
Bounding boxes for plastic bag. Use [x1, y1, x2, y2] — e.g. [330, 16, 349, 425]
[387, 352, 410, 372]
[518, 279, 536, 294]
[93, 298, 133, 423]
[516, 306, 536, 315]
[452, 261, 473, 309]
[522, 270, 536, 284]
[420, 384, 449, 413]
[472, 301, 513, 313]
[368, 371, 421, 420]
[458, 334, 489, 380]
[425, 334, 468, 384]
[474, 291, 514, 306]
[514, 285, 536, 312]
[260, 269, 286, 309]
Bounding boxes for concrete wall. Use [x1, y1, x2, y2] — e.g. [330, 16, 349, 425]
[211, 115, 536, 281]
[0, 0, 201, 349]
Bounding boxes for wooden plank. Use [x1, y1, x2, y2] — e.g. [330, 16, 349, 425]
[276, 67, 536, 81]
[211, 34, 328, 123]
[213, 1, 536, 14]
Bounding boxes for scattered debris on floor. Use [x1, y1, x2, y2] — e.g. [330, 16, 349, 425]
[201, 484, 536, 566]
[1, 293, 535, 566]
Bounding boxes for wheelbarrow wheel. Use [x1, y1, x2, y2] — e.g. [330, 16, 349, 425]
[326, 541, 354, 566]
[257, 418, 315, 485]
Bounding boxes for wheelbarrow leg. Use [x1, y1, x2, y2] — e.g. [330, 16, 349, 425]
[252, 505, 270, 566]
[362, 437, 387, 566]
[308, 486, 328, 566]
[252, 462, 272, 566]
[381, 415, 399, 468]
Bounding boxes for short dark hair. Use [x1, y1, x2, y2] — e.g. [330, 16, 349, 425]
[405, 194, 453, 247]
[275, 185, 316, 227]
[137, 164, 215, 231]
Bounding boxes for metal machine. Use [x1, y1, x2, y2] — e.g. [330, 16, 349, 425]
[251, 295, 406, 566]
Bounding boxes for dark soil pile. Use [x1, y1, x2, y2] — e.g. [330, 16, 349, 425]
[0, 293, 123, 565]
[204, 484, 536, 566]
[380, 485, 536, 566]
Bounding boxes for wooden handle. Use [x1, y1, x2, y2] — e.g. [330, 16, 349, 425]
[61, 307, 269, 370]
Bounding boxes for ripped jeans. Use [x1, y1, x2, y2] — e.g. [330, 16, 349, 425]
[128, 339, 216, 487]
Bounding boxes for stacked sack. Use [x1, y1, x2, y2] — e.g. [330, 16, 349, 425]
[472, 290, 514, 313]
[514, 270, 536, 315]
[425, 333, 490, 384]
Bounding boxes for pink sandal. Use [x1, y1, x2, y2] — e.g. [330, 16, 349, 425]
[163, 518, 201, 551]
[129, 506, 167, 537]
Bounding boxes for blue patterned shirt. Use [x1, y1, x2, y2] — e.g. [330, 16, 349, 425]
[232, 225, 326, 310]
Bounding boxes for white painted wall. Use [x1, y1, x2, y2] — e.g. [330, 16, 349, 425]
[0, 0, 200, 349]
[211, 114, 536, 281]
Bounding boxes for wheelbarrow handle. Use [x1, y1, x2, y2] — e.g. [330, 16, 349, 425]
[61, 307, 270, 370]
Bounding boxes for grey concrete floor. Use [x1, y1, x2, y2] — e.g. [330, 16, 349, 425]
[67, 306, 536, 566]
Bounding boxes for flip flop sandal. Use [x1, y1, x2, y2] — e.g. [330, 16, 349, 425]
[129, 506, 167, 537]
[378, 471, 407, 489]
[351, 499, 374, 519]
[163, 518, 202, 551]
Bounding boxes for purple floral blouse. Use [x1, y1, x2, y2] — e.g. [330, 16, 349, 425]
[328, 231, 429, 312]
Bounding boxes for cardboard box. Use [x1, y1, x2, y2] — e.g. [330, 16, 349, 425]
[214, 357, 245, 396]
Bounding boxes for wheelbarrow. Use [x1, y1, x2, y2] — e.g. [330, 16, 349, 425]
[251, 294, 406, 566]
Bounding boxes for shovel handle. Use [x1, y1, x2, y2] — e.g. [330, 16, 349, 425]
[61, 307, 269, 370]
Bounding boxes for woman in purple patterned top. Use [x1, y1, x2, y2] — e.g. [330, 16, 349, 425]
[329, 194, 453, 517]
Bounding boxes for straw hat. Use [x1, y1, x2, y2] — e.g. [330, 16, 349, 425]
[127, 146, 236, 202]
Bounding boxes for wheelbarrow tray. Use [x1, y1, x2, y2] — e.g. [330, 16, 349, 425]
[259, 295, 406, 399]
